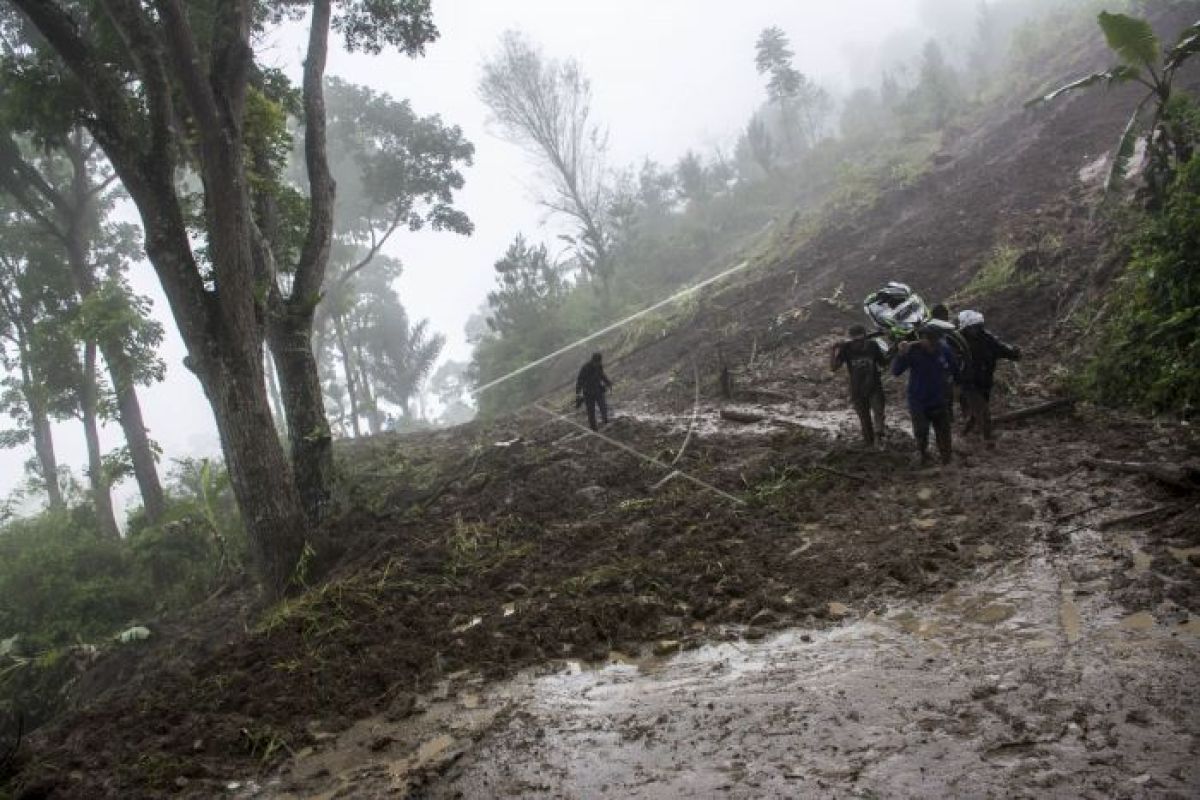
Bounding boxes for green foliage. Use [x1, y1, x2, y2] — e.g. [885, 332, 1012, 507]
[1097, 10, 1160, 67]
[954, 243, 1036, 301]
[1084, 153, 1200, 414]
[0, 508, 144, 655]
[1028, 11, 1200, 196]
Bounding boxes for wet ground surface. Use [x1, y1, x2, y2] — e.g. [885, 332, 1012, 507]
[263, 522, 1200, 799]
[250, 339, 1199, 799]
[11, 324, 1197, 800]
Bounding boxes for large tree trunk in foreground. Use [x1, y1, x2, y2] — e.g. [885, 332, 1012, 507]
[80, 341, 120, 539]
[270, 309, 335, 523]
[203, 328, 311, 593]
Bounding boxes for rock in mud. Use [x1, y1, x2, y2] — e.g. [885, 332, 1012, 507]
[653, 640, 682, 656]
[576, 485, 606, 504]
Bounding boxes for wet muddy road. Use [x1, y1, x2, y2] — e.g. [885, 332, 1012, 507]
[266, 527, 1199, 799]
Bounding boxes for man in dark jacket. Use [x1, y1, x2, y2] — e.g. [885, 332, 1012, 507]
[576, 352, 613, 431]
[892, 326, 958, 465]
[830, 324, 888, 447]
[931, 303, 970, 421]
[957, 310, 1020, 447]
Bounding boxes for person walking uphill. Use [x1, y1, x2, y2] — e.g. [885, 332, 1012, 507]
[576, 352, 613, 431]
[957, 310, 1021, 447]
[830, 324, 888, 448]
[892, 326, 959, 466]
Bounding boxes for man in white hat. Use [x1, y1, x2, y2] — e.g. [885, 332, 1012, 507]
[957, 310, 1021, 447]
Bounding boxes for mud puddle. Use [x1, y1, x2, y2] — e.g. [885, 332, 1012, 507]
[264, 528, 1200, 799]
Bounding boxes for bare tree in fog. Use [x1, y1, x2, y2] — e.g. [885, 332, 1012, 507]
[479, 31, 612, 291]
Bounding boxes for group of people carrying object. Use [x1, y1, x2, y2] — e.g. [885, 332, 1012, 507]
[830, 304, 1020, 466]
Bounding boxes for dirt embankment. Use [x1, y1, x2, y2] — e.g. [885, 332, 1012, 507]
[5, 10, 1200, 799]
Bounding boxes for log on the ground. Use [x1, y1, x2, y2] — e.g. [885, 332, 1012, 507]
[721, 407, 768, 424]
[738, 388, 794, 404]
[1097, 504, 1188, 530]
[1082, 457, 1200, 491]
[992, 397, 1076, 425]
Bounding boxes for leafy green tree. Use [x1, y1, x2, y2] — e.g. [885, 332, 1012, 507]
[317, 253, 443, 434]
[0, 208, 68, 509]
[471, 235, 569, 414]
[1028, 12, 1200, 195]
[0, 204, 124, 538]
[310, 76, 471, 435]
[363, 305, 443, 424]
[755, 26, 831, 154]
[479, 31, 612, 290]
[1, 0, 440, 594]
[906, 40, 965, 131]
[0, 129, 167, 521]
[755, 26, 803, 103]
[739, 115, 776, 177]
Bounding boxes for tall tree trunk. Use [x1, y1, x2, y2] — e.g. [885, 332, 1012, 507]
[330, 312, 361, 437]
[204, 342, 311, 593]
[20, 359, 63, 510]
[63, 135, 166, 521]
[269, 308, 334, 523]
[80, 341, 120, 539]
[353, 339, 382, 435]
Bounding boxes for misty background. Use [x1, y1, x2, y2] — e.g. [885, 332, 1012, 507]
[0, 0, 1041, 514]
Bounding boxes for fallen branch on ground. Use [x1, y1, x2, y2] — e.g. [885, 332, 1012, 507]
[993, 397, 1076, 425]
[1053, 503, 1110, 524]
[720, 408, 768, 424]
[737, 387, 794, 403]
[1082, 457, 1200, 491]
[814, 465, 871, 484]
[1097, 504, 1188, 530]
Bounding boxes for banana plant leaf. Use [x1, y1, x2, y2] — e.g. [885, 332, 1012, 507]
[1099, 11, 1162, 67]
[1025, 65, 1139, 107]
[1165, 20, 1200, 72]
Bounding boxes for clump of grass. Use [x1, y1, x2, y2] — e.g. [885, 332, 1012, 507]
[954, 243, 1036, 301]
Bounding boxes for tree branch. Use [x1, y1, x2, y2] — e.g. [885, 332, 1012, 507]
[332, 215, 405, 291]
[8, 0, 139, 163]
[151, 0, 221, 137]
[292, 0, 336, 306]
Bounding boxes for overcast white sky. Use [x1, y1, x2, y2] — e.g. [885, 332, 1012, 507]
[2, 0, 987, 515]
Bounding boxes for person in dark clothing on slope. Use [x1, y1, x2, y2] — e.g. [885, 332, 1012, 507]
[930, 302, 969, 421]
[956, 310, 1021, 447]
[576, 352, 613, 431]
[830, 324, 888, 448]
[892, 326, 959, 466]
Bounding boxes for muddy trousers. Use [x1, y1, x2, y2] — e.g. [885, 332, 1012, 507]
[584, 394, 609, 431]
[851, 391, 885, 445]
[961, 388, 993, 441]
[910, 405, 952, 464]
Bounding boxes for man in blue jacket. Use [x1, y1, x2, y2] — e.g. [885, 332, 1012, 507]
[892, 326, 959, 466]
